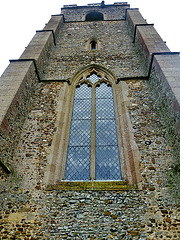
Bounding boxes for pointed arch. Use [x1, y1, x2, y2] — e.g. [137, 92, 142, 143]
[70, 64, 117, 86]
[45, 65, 142, 190]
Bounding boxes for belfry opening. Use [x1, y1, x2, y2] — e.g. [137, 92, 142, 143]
[85, 11, 104, 21]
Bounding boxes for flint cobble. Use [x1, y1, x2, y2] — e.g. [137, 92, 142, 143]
[0, 80, 179, 239]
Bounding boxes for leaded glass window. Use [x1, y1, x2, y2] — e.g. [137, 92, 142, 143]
[65, 73, 121, 180]
[65, 84, 91, 180]
[95, 83, 121, 180]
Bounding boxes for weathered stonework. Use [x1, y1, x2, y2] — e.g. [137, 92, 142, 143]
[0, 15, 63, 173]
[42, 20, 146, 81]
[61, 3, 129, 22]
[0, 61, 38, 173]
[150, 57, 180, 141]
[0, 2, 179, 239]
[0, 79, 179, 239]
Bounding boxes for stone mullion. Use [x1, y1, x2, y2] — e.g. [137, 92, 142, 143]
[90, 85, 96, 180]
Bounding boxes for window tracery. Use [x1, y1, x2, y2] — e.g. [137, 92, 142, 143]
[65, 72, 121, 180]
[46, 65, 142, 190]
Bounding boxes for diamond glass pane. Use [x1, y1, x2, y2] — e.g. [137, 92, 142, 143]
[96, 98, 115, 119]
[95, 83, 121, 180]
[69, 120, 91, 146]
[65, 84, 91, 180]
[87, 73, 101, 84]
[96, 83, 112, 98]
[96, 146, 121, 180]
[96, 120, 117, 146]
[75, 84, 92, 99]
[65, 146, 90, 180]
[73, 99, 91, 120]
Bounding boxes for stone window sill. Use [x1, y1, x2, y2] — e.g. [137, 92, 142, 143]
[46, 180, 138, 191]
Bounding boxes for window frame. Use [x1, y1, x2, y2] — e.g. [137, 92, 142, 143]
[86, 39, 100, 51]
[45, 64, 142, 190]
[65, 74, 122, 181]
[90, 40, 97, 50]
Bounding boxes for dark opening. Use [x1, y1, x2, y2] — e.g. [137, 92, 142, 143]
[85, 12, 104, 21]
[91, 41, 97, 50]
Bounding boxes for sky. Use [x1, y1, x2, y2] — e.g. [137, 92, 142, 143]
[0, 0, 179, 76]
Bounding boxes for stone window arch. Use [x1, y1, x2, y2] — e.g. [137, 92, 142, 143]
[85, 11, 104, 21]
[86, 39, 100, 51]
[45, 65, 142, 190]
[90, 40, 97, 50]
[65, 72, 121, 181]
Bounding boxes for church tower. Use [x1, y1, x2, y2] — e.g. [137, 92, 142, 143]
[0, 2, 179, 239]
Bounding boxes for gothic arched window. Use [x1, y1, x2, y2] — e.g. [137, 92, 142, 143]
[46, 65, 141, 190]
[65, 73, 121, 180]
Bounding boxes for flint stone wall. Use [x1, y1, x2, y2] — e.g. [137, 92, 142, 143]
[0, 4, 179, 240]
[0, 80, 179, 239]
[61, 3, 129, 22]
[42, 20, 146, 81]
